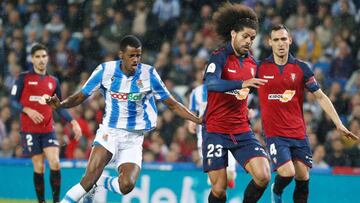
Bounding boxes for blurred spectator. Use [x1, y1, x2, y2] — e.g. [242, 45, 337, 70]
[65, 2, 84, 32]
[329, 41, 356, 86]
[304, 92, 323, 121]
[0, 137, 14, 157]
[345, 70, 360, 95]
[312, 144, 329, 169]
[132, 0, 149, 39]
[325, 138, 351, 166]
[285, 0, 312, 30]
[315, 15, 334, 48]
[24, 13, 43, 40]
[152, 0, 180, 41]
[292, 16, 310, 47]
[79, 26, 102, 72]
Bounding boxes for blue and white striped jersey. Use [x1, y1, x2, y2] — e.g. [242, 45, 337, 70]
[82, 60, 170, 131]
[188, 84, 207, 136]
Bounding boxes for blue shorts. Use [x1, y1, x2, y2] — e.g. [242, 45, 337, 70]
[21, 132, 59, 156]
[202, 130, 268, 172]
[266, 136, 312, 171]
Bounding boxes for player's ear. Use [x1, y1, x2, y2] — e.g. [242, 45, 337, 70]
[288, 36, 293, 45]
[268, 37, 272, 46]
[231, 30, 237, 39]
[118, 50, 123, 59]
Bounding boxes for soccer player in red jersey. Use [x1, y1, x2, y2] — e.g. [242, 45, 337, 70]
[203, 3, 270, 203]
[11, 44, 82, 203]
[257, 24, 358, 203]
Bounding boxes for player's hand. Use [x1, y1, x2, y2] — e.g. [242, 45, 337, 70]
[196, 116, 203, 125]
[187, 121, 197, 134]
[336, 124, 359, 140]
[45, 94, 61, 109]
[242, 78, 268, 88]
[71, 120, 82, 141]
[23, 107, 44, 124]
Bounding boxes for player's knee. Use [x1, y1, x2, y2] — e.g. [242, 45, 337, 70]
[120, 178, 135, 194]
[33, 161, 45, 173]
[253, 170, 270, 186]
[48, 159, 60, 170]
[294, 173, 309, 181]
[211, 185, 227, 198]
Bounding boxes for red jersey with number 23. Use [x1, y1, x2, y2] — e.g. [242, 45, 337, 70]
[204, 43, 257, 134]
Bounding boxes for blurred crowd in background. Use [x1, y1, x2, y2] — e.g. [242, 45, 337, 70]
[0, 0, 360, 169]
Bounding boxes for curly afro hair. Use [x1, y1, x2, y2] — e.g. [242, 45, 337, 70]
[213, 2, 258, 41]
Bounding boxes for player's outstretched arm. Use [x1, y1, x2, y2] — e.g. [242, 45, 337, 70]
[242, 78, 268, 88]
[313, 89, 358, 140]
[46, 91, 87, 109]
[163, 96, 202, 124]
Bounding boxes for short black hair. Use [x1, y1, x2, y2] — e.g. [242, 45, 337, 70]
[213, 2, 258, 41]
[119, 35, 142, 51]
[30, 43, 48, 56]
[271, 24, 289, 33]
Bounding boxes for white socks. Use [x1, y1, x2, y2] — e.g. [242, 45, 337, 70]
[61, 183, 86, 203]
[97, 175, 122, 194]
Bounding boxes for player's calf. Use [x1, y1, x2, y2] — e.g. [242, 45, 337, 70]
[293, 179, 309, 203]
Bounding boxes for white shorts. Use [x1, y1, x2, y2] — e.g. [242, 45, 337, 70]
[94, 125, 144, 169]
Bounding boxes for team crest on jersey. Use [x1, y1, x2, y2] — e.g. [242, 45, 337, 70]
[268, 90, 296, 103]
[291, 73, 296, 82]
[48, 82, 53, 90]
[251, 67, 255, 77]
[136, 79, 143, 88]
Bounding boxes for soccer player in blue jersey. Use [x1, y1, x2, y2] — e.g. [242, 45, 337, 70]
[203, 3, 270, 203]
[188, 84, 237, 189]
[46, 35, 201, 203]
[257, 24, 358, 203]
[11, 44, 82, 203]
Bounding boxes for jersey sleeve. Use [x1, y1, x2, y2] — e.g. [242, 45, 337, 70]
[81, 65, 104, 97]
[10, 72, 26, 112]
[204, 52, 243, 92]
[150, 67, 170, 101]
[54, 78, 73, 122]
[298, 61, 320, 92]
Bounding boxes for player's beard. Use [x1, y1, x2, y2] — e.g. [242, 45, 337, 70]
[235, 46, 249, 56]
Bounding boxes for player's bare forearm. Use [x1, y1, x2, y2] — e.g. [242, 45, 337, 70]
[163, 97, 202, 124]
[313, 89, 342, 126]
[60, 92, 87, 108]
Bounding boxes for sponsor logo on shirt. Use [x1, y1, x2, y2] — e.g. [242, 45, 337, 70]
[28, 81, 38, 85]
[110, 92, 144, 101]
[225, 88, 250, 100]
[268, 90, 296, 102]
[29, 94, 50, 105]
